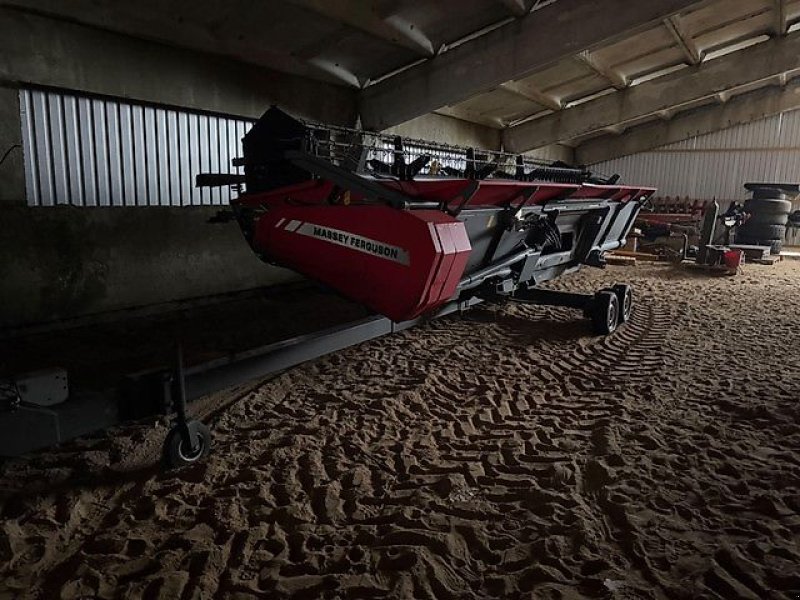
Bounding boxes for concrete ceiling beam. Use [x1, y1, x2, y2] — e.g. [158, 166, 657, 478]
[358, 0, 705, 130]
[663, 15, 702, 65]
[575, 78, 800, 165]
[284, 0, 435, 57]
[503, 32, 800, 153]
[494, 0, 532, 18]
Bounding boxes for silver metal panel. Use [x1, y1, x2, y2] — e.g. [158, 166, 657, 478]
[77, 97, 98, 207]
[63, 95, 84, 206]
[593, 108, 800, 202]
[198, 114, 211, 206]
[218, 118, 231, 205]
[92, 98, 110, 206]
[119, 103, 136, 205]
[155, 108, 170, 206]
[132, 105, 148, 206]
[188, 113, 201, 206]
[32, 90, 55, 206]
[20, 88, 253, 207]
[178, 111, 191, 206]
[208, 116, 221, 206]
[144, 106, 159, 206]
[167, 110, 180, 206]
[19, 90, 40, 206]
[106, 102, 124, 206]
[47, 94, 69, 204]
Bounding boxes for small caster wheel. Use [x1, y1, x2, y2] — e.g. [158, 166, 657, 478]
[590, 290, 619, 335]
[163, 420, 211, 469]
[611, 284, 633, 323]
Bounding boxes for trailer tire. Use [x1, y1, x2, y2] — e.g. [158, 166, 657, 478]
[612, 284, 633, 323]
[744, 213, 789, 227]
[163, 420, 211, 469]
[591, 290, 619, 335]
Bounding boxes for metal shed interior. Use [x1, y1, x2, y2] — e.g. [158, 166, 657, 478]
[2, 2, 800, 598]
[2, 0, 800, 327]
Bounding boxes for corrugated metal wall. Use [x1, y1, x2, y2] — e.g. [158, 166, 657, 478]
[592, 110, 800, 200]
[20, 88, 254, 207]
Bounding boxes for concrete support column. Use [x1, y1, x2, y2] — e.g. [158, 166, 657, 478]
[0, 86, 25, 206]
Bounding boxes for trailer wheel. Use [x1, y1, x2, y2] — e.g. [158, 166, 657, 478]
[163, 420, 211, 469]
[612, 284, 633, 323]
[591, 291, 619, 335]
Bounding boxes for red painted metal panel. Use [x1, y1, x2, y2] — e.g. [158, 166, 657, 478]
[253, 205, 471, 321]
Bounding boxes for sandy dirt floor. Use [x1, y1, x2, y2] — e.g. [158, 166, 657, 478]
[1, 261, 799, 599]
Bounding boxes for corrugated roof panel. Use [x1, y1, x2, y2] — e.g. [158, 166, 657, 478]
[442, 88, 542, 128]
[789, 0, 800, 25]
[548, 77, 613, 106]
[616, 48, 687, 81]
[593, 25, 680, 78]
[681, 0, 772, 39]
[695, 15, 774, 55]
[520, 58, 596, 95]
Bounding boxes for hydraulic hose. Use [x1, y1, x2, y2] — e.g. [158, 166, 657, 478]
[457, 247, 536, 292]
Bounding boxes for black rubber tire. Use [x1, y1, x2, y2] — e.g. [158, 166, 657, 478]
[612, 284, 633, 324]
[744, 212, 789, 227]
[591, 290, 619, 335]
[163, 421, 211, 468]
[744, 197, 792, 216]
[738, 223, 786, 240]
[735, 234, 761, 244]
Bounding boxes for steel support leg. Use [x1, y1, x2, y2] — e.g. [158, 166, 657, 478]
[172, 344, 200, 455]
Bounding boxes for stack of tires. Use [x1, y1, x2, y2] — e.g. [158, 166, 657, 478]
[735, 188, 792, 254]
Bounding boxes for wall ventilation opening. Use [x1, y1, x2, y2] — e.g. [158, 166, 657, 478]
[19, 88, 254, 207]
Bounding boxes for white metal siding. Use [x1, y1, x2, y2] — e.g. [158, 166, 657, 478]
[20, 88, 253, 207]
[592, 110, 800, 201]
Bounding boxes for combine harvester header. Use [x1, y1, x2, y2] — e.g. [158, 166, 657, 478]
[201, 106, 655, 327]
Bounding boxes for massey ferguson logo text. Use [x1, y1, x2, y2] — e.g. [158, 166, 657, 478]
[279, 220, 410, 266]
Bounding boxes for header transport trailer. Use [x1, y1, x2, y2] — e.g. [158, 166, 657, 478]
[169, 107, 654, 468]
